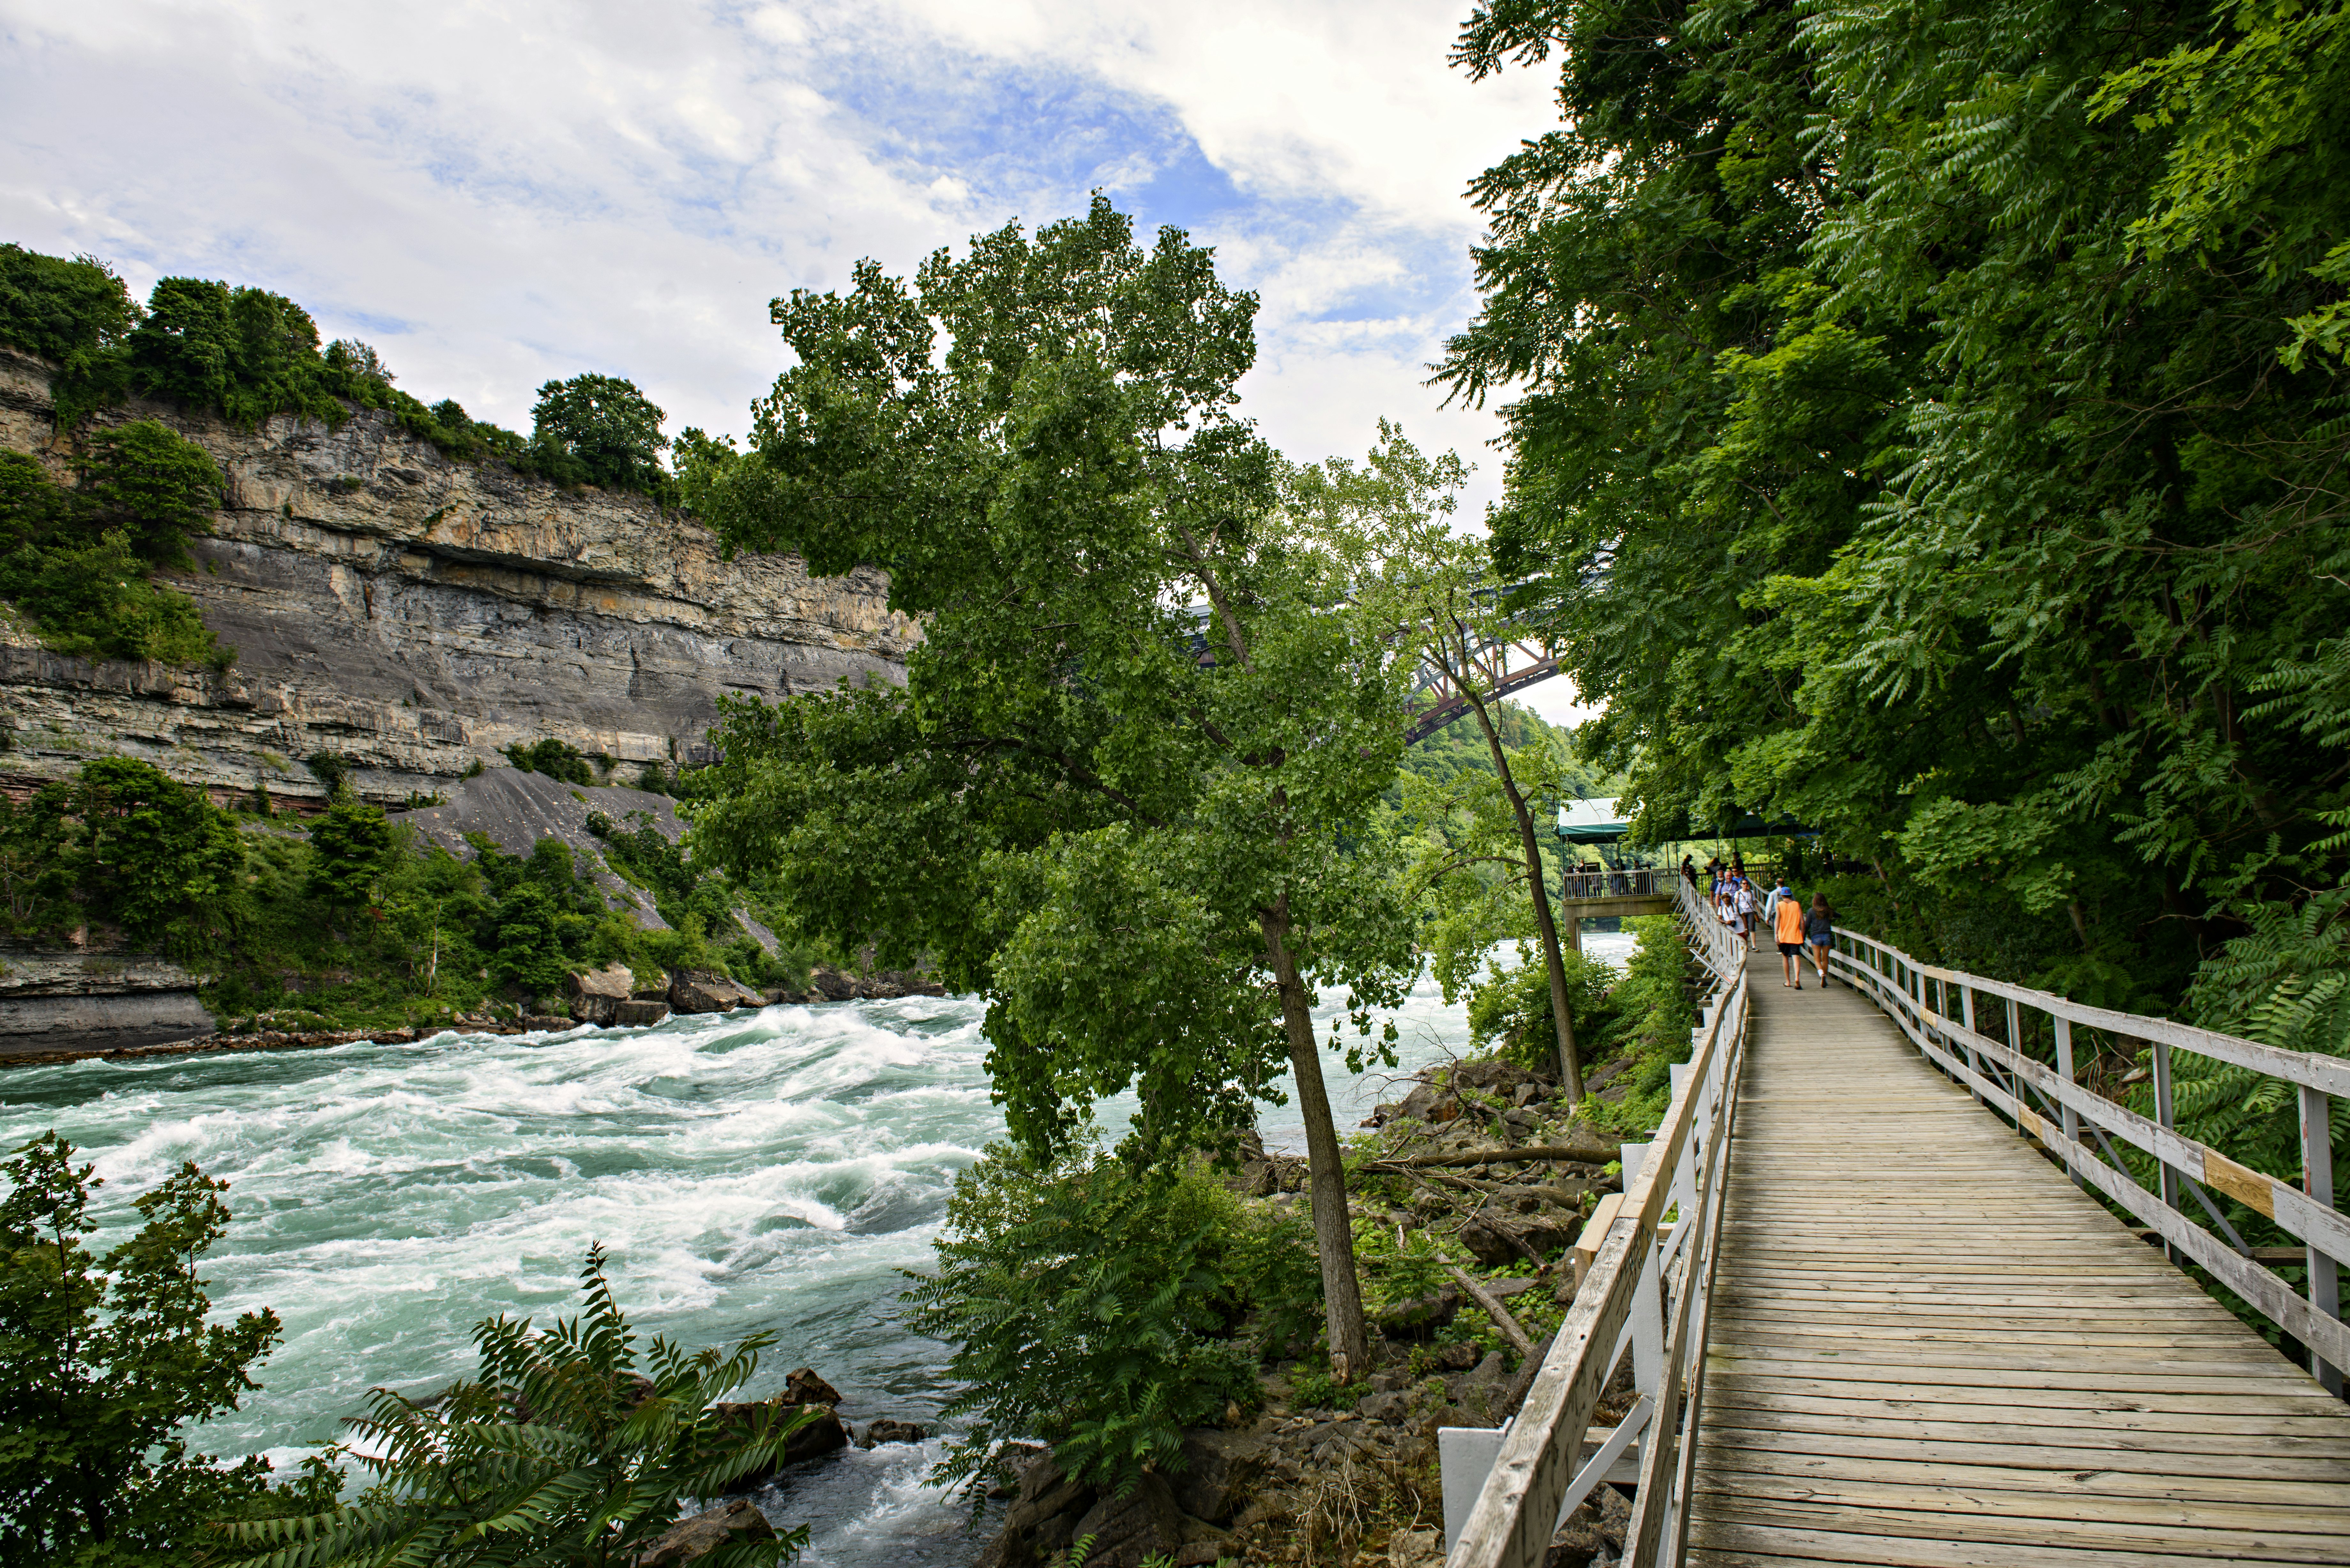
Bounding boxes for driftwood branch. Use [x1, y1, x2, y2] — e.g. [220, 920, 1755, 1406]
[1448, 1267, 1536, 1360]
[1361, 1143, 1614, 1172]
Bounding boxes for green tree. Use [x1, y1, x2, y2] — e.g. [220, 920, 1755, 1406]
[0, 789, 73, 940]
[1439, 0, 2350, 1010]
[0, 1133, 285, 1566]
[75, 421, 224, 567]
[531, 374, 670, 493]
[686, 197, 1415, 1376]
[220, 1246, 813, 1568]
[1291, 421, 1589, 1095]
[489, 885, 569, 994]
[304, 801, 398, 908]
[67, 758, 243, 943]
[0, 246, 140, 365]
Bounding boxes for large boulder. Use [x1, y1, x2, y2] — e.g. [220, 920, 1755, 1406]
[1069, 1471, 1189, 1568]
[1174, 1428, 1267, 1525]
[784, 1367, 843, 1406]
[670, 970, 763, 1015]
[1459, 1207, 1577, 1268]
[567, 963, 635, 1025]
[711, 1402, 848, 1492]
[858, 1417, 928, 1448]
[610, 998, 671, 1027]
[636, 1497, 774, 1566]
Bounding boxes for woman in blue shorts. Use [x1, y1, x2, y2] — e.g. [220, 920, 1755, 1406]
[1804, 893, 1836, 986]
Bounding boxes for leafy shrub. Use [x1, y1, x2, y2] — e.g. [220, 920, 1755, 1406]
[218, 1245, 813, 1568]
[2176, 869, 2350, 1184]
[0, 426, 229, 667]
[902, 1142, 1285, 1499]
[0, 1132, 316, 1566]
[1466, 944, 1622, 1074]
[503, 736, 595, 786]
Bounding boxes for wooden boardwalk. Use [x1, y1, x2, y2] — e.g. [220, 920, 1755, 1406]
[1686, 946, 2350, 1565]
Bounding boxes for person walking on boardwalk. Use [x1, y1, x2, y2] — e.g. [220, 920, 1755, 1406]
[1804, 892, 1836, 986]
[1732, 877, 1760, 951]
[1773, 880, 1807, 987]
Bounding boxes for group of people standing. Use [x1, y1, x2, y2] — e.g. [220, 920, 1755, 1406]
[1679, 853, 1837, 989]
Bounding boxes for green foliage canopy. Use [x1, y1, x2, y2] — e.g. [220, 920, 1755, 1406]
[1440, 0, 2350, 1014]
[0, 1134, 286, 1566]
[0, 424, 228, 667]
[687, 196, 1417, 1370]
[530, 375, 672, 495]
[220, 1246, 813, 1568]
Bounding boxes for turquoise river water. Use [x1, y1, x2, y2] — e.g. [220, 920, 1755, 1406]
[0, 934, 1632, 1566]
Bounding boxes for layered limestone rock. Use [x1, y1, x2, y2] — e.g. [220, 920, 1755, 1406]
[0, 952, 214, 1059]
[0, 349, 917, 807]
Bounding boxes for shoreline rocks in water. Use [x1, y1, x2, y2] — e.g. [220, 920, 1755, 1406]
[0, 950, 215, 1060]
[975, 1049, 1645, 1568]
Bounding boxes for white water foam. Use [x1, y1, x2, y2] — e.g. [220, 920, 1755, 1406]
[0, 943, 1630, 1565]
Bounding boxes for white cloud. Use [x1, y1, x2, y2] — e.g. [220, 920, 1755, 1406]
[0, 0, 1557, 515]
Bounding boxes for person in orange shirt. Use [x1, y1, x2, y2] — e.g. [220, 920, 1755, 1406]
[1772, 879, 1808, 988]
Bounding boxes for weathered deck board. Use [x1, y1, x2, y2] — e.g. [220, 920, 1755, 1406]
[1686, 947, 2350, 1565]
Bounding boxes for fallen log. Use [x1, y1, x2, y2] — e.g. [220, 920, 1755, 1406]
[1360, 1142, 1616, 1172]
[1448, 1266, 1537, 1360]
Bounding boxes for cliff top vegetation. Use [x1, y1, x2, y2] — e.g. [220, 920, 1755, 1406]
[0, 243, 676, 503]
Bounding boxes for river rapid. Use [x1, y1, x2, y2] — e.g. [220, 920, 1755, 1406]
[0, 934, 1632, 1565]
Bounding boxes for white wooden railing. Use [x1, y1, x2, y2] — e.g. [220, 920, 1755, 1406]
[1556, 865, 1677, 901]
[1829, 927, 2347, 1393]
[1442, 876, 1748, 1568]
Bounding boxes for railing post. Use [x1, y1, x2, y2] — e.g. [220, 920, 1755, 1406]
[1960, 984, 1986, 1108]
[2302, 1084, 2343, 1397]
[1618, 1140, 1667, 1399]
[2053, 1016, 2085, 1192]
[2153, 1039, 2182, 1264]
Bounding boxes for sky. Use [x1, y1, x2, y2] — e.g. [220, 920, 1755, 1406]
[0, 0, 1598, 725]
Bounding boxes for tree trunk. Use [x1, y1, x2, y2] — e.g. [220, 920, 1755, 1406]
[1462, 679, 1583, 1102]
[1259, 899, 1370, 1380]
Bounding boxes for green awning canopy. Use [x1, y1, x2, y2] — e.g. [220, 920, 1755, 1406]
[1556, 797, 1632, 844]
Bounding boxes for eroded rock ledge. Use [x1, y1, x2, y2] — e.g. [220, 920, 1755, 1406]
[0, 349, 919, 808]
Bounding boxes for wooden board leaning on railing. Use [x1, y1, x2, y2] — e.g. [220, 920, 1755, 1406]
[1445, 879, 1749, 1568]
[1829, 926, 2347, 1392]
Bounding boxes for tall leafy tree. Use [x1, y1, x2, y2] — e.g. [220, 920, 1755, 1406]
[686, 197, 1415, 1374]
[1291, 422, 1589, 1096]
[531, 374, 671, 493]
[1442, 0, 2350, 1008]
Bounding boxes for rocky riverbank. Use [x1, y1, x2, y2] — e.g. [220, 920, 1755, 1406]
[0, 960, 950, 1068]
[975, 1052, 1660, 1568]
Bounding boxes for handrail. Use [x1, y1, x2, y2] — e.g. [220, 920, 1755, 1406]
[1830, 925, 2345, 1394]
[1444, 877, 1748, 1568]
[1557, 865, 1676, 901]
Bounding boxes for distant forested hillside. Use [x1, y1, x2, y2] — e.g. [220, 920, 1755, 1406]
[1397, 698, 1617, 801]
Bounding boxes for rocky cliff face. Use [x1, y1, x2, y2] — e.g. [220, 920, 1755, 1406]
[0, 349, 917, 807]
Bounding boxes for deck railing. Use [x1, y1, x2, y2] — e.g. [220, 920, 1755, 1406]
[1556, 865, 1677, 901]
[1443, 877, 1748, 1568]
[1829, 926, 2347, 1393]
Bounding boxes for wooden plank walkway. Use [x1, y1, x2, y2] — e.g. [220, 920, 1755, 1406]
[1686, 946, 2350, 1565]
